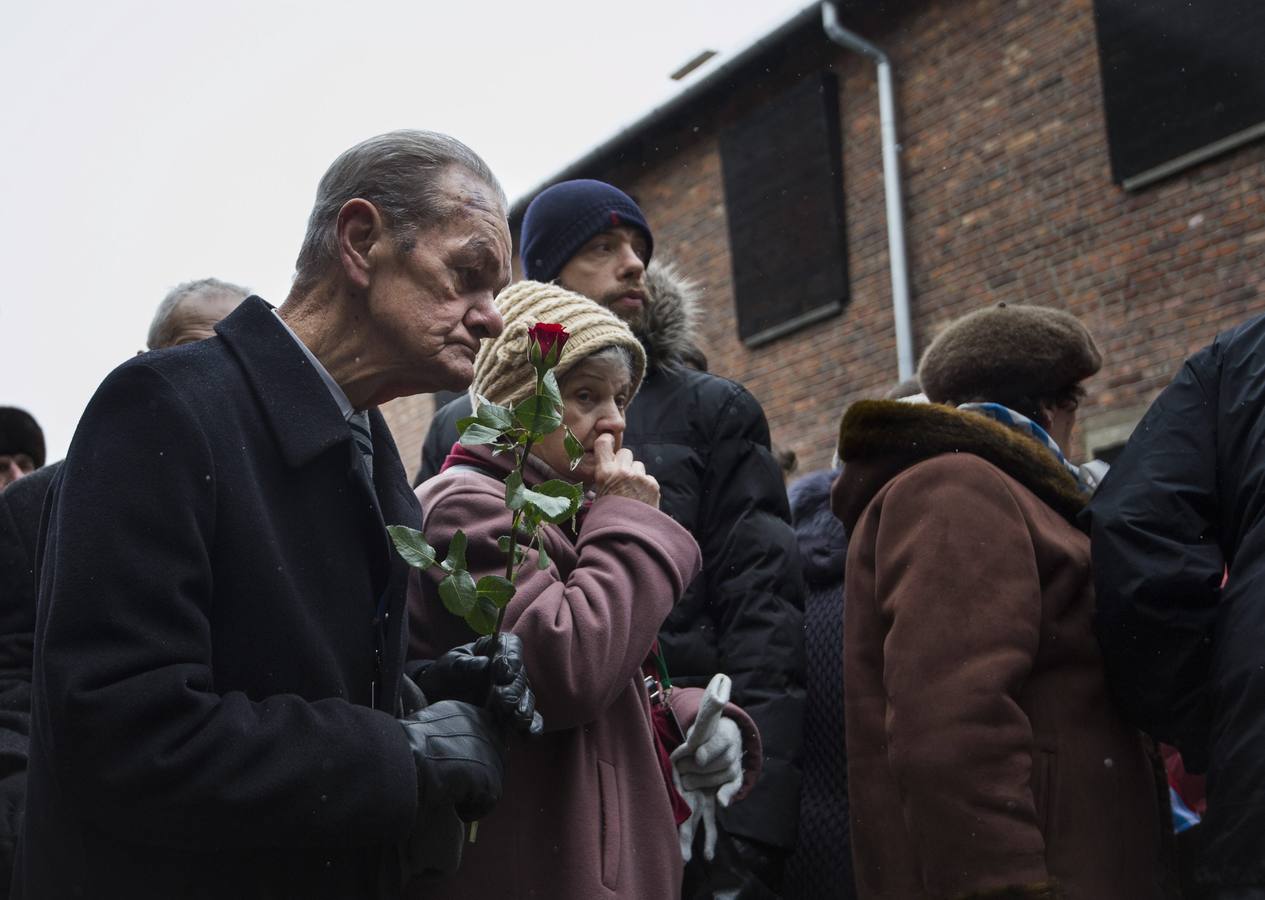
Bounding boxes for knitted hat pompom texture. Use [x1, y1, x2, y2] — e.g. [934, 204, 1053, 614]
[918, 302, 1102, 405]
[520, 179, 654, 283]
[470, 280, 647, 410]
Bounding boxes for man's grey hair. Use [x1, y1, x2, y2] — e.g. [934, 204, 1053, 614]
[292, 130, 506, 293]
[147, 278, 251, 350]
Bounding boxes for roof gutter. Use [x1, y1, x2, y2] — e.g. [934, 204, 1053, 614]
[821, 1, 915, 380]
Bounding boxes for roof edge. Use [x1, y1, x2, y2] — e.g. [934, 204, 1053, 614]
[508, 2, 824, 224]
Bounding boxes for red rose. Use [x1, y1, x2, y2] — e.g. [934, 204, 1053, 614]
[527, 322, 570, 370]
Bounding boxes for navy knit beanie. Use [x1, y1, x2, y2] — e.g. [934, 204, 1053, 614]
[520, 180, 654, 283]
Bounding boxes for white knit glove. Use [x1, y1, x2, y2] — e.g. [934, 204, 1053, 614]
[671, 674, 743, 862]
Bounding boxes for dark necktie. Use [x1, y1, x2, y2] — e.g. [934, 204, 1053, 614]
[349, 411, 374, 480]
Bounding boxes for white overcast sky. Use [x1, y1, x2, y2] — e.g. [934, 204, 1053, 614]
[1, 0, 813, 460]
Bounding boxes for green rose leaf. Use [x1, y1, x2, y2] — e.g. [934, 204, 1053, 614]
[563, 426, 584, 471]
[465, 596, 499, 636]
[514, 395, 563, 437]
[474, 396, 515, 432]
[505, 470, 527, 511]
[527, 479, 584, 524]
[438, 570, 477, 617]
[388, 525, 439, 570]
[457, 422, 502, 447]
[476, 574, 515, 608]
[442, 530, 468, 573]
[541, 370, 562, 407]
[536, 540, 551, 571]
[497, 535, 525, 565]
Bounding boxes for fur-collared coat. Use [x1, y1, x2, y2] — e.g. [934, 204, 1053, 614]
[832, 400, 1172, 900]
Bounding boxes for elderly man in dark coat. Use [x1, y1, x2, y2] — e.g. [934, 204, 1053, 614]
[16, 131, 535, 899]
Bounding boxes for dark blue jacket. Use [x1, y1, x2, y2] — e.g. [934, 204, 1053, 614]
[1086, 312, 1265, 887]
[782, 469, 855, 899]
[16, 298, 421, 899]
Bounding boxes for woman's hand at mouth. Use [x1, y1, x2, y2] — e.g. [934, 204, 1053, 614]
[592, 433, 660, 508]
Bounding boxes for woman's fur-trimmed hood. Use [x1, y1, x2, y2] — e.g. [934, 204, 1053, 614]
[833, 400, 1087, 531]
[639, 258, 707, 371]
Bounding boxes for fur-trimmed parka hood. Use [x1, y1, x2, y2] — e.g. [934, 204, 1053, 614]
[639, 258, 708, 371]
[832, 399, 1087, 532]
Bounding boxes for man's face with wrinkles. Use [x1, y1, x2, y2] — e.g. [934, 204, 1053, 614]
[366, 166, 511, 394]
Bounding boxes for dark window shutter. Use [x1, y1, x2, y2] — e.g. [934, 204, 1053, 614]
[720, 71, 848, 346]
[1095, 0, 1265, 188]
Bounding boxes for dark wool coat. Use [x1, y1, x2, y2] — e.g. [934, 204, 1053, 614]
[15, 298, 423, 899]
[407, 445, 761, 899]
[0, 461, 59, 899]
[782, 468, 855, 900]
[418, 261, 805, 856]
[1084, 312, 1265, 888]
[833, 401, 1173, 900]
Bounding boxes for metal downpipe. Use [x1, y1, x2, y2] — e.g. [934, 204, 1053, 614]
[821, 1, 915, 380]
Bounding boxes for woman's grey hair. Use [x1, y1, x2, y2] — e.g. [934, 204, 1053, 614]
[575, 344, 636, 383]
[147, 277, 250, 350]
[292, 130, 505, 293]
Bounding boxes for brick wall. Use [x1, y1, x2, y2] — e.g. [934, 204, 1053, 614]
[384, 0, 1265, 480]
[597, 0, 1265, 475]
[380, 393, 430, 484]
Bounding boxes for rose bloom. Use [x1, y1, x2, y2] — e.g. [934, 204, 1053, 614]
[528, 322, 570, 366]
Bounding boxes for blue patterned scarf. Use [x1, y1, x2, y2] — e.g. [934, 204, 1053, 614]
[958, 402, 1097, 494]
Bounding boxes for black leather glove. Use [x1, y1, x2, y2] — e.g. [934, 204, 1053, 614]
[413, 633, 543, 736]
[399, 700, 505, 822]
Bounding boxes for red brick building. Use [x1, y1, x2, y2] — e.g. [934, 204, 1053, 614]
[384, 0, 1265, 480]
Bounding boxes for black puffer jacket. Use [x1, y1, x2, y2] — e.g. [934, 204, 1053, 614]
[1085, 311, 1265, 888]
[418, 262, 806, 853]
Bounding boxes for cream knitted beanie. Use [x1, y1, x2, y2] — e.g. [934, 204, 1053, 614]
[470, 280, 647, 408]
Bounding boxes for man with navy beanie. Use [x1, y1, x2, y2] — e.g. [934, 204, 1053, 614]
[518, 179, 653, 286]
[419, 179, 805, 899]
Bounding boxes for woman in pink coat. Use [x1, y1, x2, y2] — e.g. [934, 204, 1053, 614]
[407, 281, 761, 900]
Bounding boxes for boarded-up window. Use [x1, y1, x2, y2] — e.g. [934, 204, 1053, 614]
[1095, 0, 1265, 189]
[720, 72, 847, 346]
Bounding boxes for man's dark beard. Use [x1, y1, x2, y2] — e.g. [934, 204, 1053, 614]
[598, 284, 646, 331]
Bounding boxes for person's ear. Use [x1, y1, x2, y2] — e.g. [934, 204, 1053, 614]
[336, 198, 385, 291]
